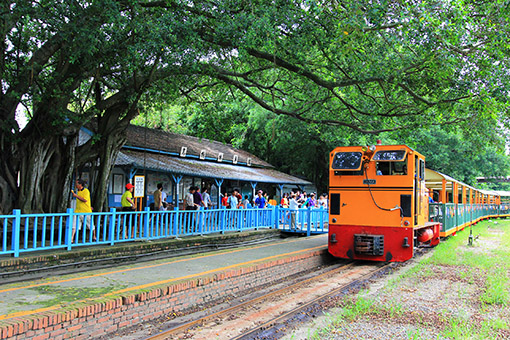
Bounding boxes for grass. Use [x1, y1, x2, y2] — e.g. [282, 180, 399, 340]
[480, 267, 509, 306]
[299, 219, 510, 340]
[22, 283, 128, 308]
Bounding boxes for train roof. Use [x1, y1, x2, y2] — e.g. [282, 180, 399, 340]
[425, 168, 501, 197]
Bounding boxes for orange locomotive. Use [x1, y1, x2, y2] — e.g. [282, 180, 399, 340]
[328, 144, 441, 262]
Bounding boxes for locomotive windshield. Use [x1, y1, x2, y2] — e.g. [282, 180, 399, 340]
[372, 150, 407, 161]
[332, 152, 362, 170]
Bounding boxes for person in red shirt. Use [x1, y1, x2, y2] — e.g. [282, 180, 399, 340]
[221, 192, 229, 208]
[281, 193, 289, 208]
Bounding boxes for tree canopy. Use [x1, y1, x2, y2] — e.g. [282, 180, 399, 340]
[2, 0, 510, 213]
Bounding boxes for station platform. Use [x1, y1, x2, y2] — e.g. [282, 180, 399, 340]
[0, 231, 330, 340]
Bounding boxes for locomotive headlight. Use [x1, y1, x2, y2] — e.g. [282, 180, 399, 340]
[403, 220, 410, 226]
[369, 145, 376, 152]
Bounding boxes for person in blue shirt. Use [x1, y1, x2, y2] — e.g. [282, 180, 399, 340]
[227, 190, 238, 209]
[254, 190, 267, 208]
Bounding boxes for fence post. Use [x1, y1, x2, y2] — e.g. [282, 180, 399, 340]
[199, 207, 204, 235]
[274, 205, 279, 230]
[250, 206, 259, 230]
[220, 206, 225, 234]
[12, 210, 21, 257]
[174, 207, 179, 237]
[66, 208, 74, 250]
[237, 208, 242, 232]
[109, 208, 116, 245]
[319, 206, 324, 232]
[144, 207, 150, 240]
[307, 207, 312, 237]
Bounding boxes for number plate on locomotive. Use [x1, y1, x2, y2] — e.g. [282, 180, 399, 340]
[363, 179, 376, 185]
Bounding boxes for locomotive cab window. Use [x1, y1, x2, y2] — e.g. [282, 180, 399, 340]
[376, 160, 407, 176]
[331, 152, 363, 171]
[373, 150, 408, 176]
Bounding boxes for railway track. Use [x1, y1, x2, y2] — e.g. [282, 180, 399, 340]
[141, 261, 395, 340]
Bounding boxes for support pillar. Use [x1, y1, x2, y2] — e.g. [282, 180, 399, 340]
[172, 175, 183, 209]
[250, 182, 258, 204]
[215, 178, 224, 208]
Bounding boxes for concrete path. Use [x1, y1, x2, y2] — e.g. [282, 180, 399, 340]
[0, 234, 328, 321]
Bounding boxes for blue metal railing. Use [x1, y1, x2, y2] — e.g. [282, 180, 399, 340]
[0, 206, 329, 257]
[277, 206, 328, 236]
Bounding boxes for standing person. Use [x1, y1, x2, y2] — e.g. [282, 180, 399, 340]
[254, 190, 267, 226]
[193, 186, 204, 208]
[71, 179, 96, 242]
[185, 187, 198, 210]
[185, 187, 199, 233]
[221, 192, 229, 208]
[161, 186, 168, 210]
[243, 195, 251, 209]
[318, 193, 328, 208]
[235, 189, 242, 206]
[226, 190, 239, 228]
[289, 193, 299, 230]
[281, 193, 289, 208]
[297, 191, 306, 208]
[307, 193, 317, 208]
[120, 183, 135, 239]
[254, 190, 267, 208]
[202, 188, 212, 209]
[121, 183, 136, 211]
[153, 183, 164, 211]
[227, 190, 238, 209]
[263, 192, 270, 205]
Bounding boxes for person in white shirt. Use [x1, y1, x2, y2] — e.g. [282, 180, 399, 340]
[202, 188, 212, 209]
[227, 191, 238, 209]
[289, 193, 299, 229]
[161, 189, 168, 210]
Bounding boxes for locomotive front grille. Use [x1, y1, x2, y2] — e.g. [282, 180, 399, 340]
[354, 234, 384, 256]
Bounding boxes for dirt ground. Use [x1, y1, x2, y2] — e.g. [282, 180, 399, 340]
[285, 220, 510, 340]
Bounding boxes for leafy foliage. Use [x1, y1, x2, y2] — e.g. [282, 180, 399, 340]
[2, 0, 510, 212]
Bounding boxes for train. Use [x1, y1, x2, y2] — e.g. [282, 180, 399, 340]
[328, 143, 510, 262]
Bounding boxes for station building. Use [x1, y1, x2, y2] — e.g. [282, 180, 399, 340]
[81, 125, 314, 209]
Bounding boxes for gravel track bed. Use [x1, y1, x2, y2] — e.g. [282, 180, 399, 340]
[286, 222, 510, 340]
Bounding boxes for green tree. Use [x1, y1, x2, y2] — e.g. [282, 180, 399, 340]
[2, 0, 510, 213]
[382, 127, 510, 187]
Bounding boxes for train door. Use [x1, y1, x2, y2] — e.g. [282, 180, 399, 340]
[414, 156, 426, 226]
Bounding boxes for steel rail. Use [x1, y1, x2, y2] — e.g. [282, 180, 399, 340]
[230, 261, 394, 340]
[143, 261, 356, 340]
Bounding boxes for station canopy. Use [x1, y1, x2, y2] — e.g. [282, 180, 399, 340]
[116, 149, 310, 185]
[115, 125, 311, 186]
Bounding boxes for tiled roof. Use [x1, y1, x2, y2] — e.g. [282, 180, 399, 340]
[125, 125, 272, 168]
[117, 149, 311, 185]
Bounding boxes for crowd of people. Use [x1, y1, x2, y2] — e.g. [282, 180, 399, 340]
[70, 179, 328, 241]
[280, 191, 329, 209]
[77, 179, 328, 213]
[217, 189, 328, 210]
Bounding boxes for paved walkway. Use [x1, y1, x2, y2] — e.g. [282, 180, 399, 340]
[0, 234, 328, 322]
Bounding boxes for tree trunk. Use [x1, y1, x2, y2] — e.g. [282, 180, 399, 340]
[43, 135, 78, 213]
[77, 102, 139, 212]
[18, 138, 56, 213]
[16, 134, 78, 213]
[91, 133, 126, 212]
